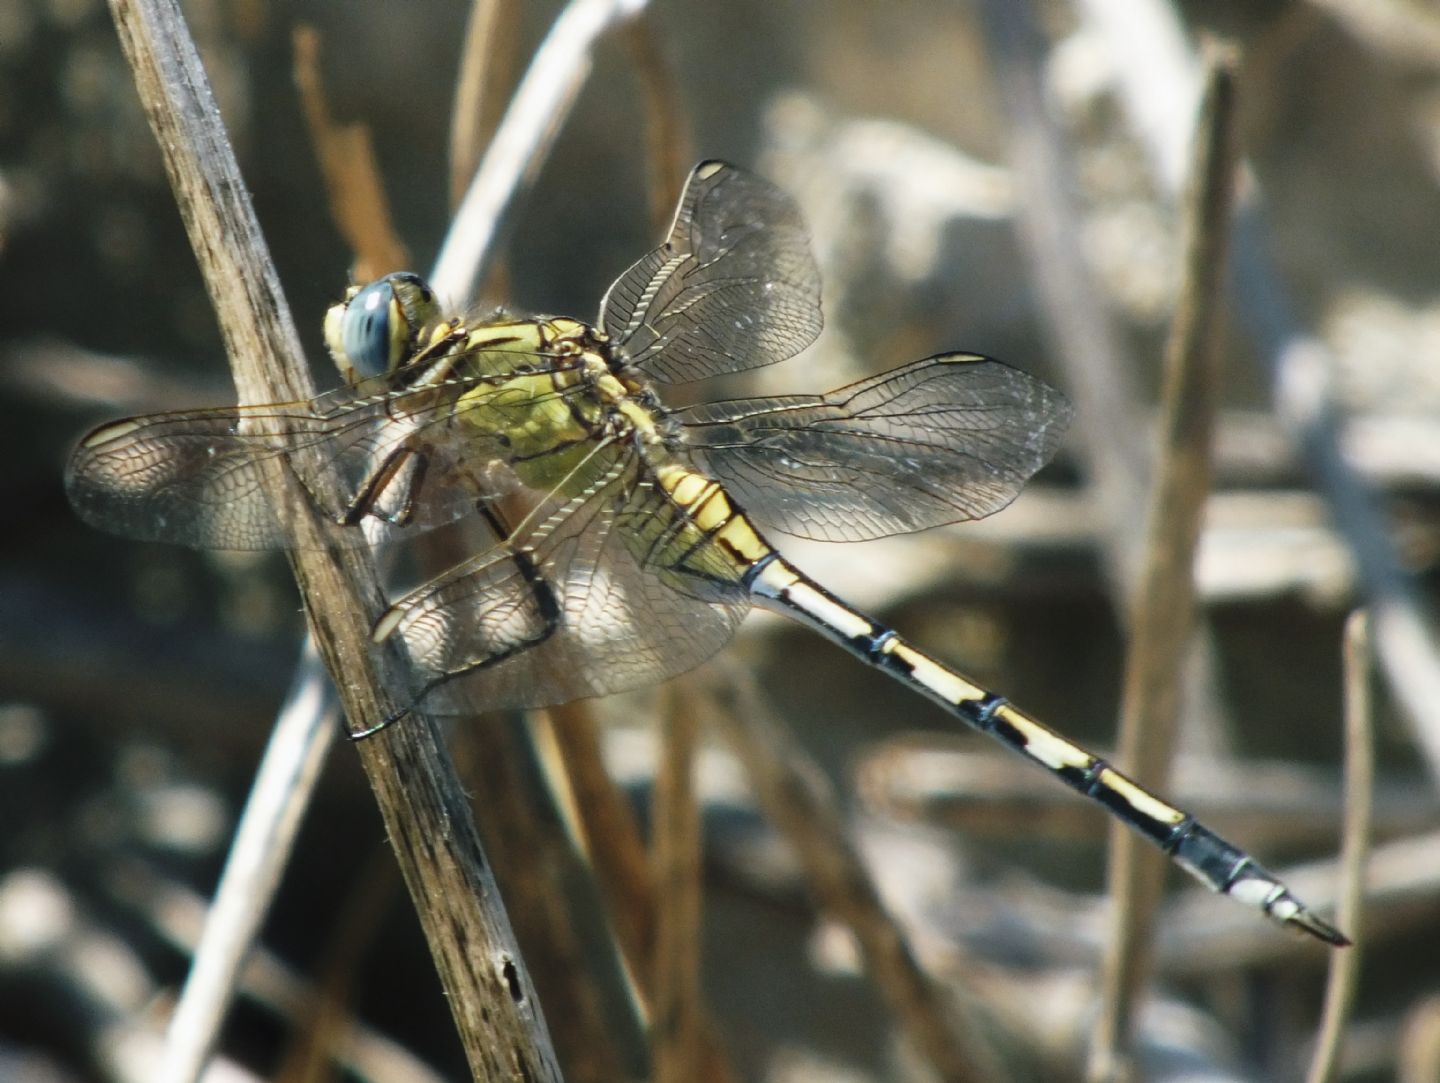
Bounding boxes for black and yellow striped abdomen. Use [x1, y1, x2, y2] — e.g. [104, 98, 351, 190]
[746, 554, 1348, 945]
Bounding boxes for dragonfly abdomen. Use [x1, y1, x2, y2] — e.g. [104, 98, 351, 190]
[747, 555, 1348, 945]
[629, 463, 776, 592]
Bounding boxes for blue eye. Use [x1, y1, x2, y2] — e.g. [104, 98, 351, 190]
[342, 278, 398, 379]
[326, 273, 441, 384]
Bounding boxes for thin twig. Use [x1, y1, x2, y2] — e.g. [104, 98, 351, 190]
[622, 13, 691, 234]
[432, 0, 650, 308]
[651, 681, 703, 1083]
[448, 0, 522, 303]
[450, 0, 522, 212]
[160, 640, 339, 1083]
[1400, 996, 1440, 1083]
[538, 699, 739, 1083]
[1078, 0, 1440, 795]
[1089, 48, 1240, 1083]
[104, 1, 562, 1078]
[293, 26, 410, 281]
[975, 0, 1234, 757]
[541, 701, 658, 976]
[1305, 611, 1373, 1083]
[702, 661, 1007, 1083]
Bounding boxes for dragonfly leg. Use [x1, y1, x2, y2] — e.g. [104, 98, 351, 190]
[359, 512, 564, 738]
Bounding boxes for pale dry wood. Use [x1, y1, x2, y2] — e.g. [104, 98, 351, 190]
[539, 699, 738, 1083]
[105, 1, 562, 1078]
[542, 701, 657, 970]
[1305, 611, 1373, 1083]
[1081, 0, 1440, 800]
[1089, 50, 1241, 1083]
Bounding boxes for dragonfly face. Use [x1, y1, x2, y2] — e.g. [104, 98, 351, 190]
[63, 160, 1347, 944]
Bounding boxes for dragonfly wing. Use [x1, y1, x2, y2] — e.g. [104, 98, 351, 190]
[680, 353, 1072, 542]
[376, 446, 752, 712]
[64, 379, 523, 550]
[598, 160, 823, 383]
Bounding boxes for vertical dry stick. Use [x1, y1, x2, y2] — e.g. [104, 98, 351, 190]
[651, 682, 703, 1083]
[449, 0, 521, 303]
[105, 1, 563, 1079]
[162, 33, 411, 1082]
[1305, 611, 1372, 1083]
[1082, 0, 1440, 800]
[1400, 996, 1440, 1083]
[1088, 50, 1241, 1083]
[538, 703, 739, 1083]
[976, 0, 1235, 757]
[543, 701, 658, 966]
[293, 26, 410, 281]
[705, 663, 1006, 1083]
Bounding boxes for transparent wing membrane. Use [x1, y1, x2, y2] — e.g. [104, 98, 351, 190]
[377, 447, 750, 712]
[682, 353, 1073, 542]
[599, 160, 823, 382]
[62, 365, 583, 550]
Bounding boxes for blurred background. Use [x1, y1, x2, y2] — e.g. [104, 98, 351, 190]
[3, 0, 1440, 1080]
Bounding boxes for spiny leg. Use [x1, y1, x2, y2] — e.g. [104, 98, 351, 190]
[353, 505, 562, 740]
[747, 554, 1348, 946]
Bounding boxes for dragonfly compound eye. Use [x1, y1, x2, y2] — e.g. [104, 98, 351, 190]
[338, 278, 403, 379]
[324, 272, 443, 384]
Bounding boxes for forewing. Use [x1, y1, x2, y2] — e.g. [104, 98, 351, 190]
[64, 375, 523, 550]
[681, 353, 1072, 542]
[598, 160, 822, 383]
[377, 446, 752, 712]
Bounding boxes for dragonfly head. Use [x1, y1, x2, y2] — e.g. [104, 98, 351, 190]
[325, 272, 444, 385]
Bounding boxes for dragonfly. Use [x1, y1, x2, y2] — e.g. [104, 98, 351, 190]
[66, 160, 1346, 946]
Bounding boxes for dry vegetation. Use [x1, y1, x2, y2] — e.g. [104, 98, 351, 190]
[3, 1, 1440, 1081]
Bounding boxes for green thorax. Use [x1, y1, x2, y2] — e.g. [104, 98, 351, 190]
[437, 315, 657, 494]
